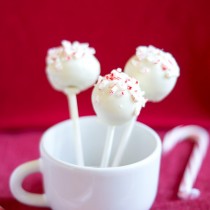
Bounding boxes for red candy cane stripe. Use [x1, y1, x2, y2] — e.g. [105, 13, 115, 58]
[162, 125, 209, 200]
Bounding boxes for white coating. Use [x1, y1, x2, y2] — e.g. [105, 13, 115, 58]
[46, 40, 100, 92]
[92, 68, 146, 125]
[124, 45, 180, 102]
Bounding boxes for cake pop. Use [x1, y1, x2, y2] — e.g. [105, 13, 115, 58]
[124, 45, 180, 102]
[92, 68, 145, 125]
[46, 40, 100, 93]
[46, 40, 101, 166]
[92, 68, 146, 167]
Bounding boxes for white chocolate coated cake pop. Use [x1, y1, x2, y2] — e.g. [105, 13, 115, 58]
[46, 40, 100, 93]
[124, 45, 180, 102]
[92, 68, 146, 126]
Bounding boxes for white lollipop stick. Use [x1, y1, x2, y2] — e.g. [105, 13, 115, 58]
[46, 40, 101, 166]
[112, 117, 136, 167]
[100, 125, 116, 167]
[163, 125, 209, 199]
[64, 88, 84, 166]
[92, 69, 146, 168]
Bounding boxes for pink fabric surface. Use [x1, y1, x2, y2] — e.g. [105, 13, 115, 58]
[0, 129, 210, 210]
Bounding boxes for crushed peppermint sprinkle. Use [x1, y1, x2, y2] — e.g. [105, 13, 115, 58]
[46, 40, 96, 70]
[132, 45, 180, 78]
[95, 68, 146, 107]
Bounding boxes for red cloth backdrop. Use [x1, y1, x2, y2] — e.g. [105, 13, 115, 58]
[0, 0, 210, 130]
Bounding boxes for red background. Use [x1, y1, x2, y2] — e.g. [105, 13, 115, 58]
[1, 0, 210, 130]
[0, 0, 210, 209]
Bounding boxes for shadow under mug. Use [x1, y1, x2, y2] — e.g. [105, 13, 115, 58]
[10, 116, 162, 210]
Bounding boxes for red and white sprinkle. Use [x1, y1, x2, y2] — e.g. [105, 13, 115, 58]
[132, 45, 180, 78]
[95, 68, 146, 108]
[46, 40, 96, 70]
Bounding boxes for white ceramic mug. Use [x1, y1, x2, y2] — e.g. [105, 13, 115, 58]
[10, 116, 162, 210]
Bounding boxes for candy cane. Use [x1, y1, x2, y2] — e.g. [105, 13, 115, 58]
[162, 125, 209, 200]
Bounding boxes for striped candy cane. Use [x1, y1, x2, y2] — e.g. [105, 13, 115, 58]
[162, 125, 209, 200]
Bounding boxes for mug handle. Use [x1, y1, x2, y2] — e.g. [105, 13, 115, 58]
[10, 159, 49, 207]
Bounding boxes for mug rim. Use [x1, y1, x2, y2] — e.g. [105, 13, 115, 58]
[40, 116, 161, 172]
